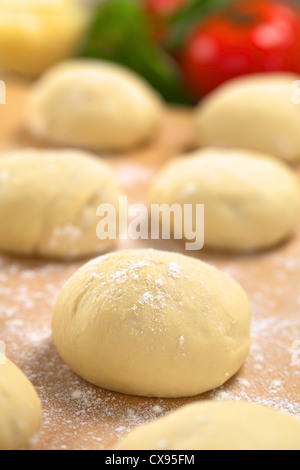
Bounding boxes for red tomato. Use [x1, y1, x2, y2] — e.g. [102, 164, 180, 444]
[180, 0, 300, 98]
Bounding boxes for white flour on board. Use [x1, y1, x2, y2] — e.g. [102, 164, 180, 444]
[0, 240, 299, 449]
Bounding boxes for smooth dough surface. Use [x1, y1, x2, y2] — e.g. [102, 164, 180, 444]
[115, 401, 300, 450]
[195, 73, 300, 162]
[150, 148, 300, 252]
[0, 355, 42, 450]
[0, 148, 120, 258]
[52, 249, 251, 398]
[0, 0, 89, 77]
[27, 60, 165, 151]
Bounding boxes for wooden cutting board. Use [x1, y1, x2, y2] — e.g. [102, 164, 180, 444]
[0, 74, 299, 450]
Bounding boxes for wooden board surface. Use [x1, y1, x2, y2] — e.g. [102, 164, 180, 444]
[0, 75, 299, 450]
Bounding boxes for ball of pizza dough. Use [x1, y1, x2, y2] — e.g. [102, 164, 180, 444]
[0, 148, 120, 258]
[115, 401, 300, 450]
[0, 0, 89, 77]
[150, 148, 300, 252]
[0, 355, 42, 450]
[27, 60, 165, 151]
[52, 249, 251, 398]
[195, 73, 300, 163]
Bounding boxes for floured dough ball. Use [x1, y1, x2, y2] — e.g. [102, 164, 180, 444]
[52, 249, 251, 397]
[27, 60, 165, 151]
[0, 0, 90, 77]
[195, 73, 300, 163]
[0, 148, 120, 258]
[0, 355, 42, 450]
[150, 148, 300, 252]
[115, 401, 300, 450]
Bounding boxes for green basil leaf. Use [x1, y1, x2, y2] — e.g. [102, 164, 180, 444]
[80, 0, 193, 103]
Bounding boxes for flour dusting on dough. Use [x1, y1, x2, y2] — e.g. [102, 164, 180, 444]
[0, 231, 299, 449]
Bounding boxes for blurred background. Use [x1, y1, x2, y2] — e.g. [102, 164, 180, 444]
[1, 0, 300, 104]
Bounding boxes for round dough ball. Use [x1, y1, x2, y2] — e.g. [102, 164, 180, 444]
[0, 148, 120, 258]
[150, 148, 300, 252]
[27, 60, 165, 151]
[0, 355, 42, 450]
[52, 249, 251, 398]
[115, 401, 300, 450]
[195, 73, 300, 163]
[0, 0, 89, 77]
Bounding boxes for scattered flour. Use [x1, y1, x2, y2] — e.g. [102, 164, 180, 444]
[152, 405, 164, 414]
[168, 263, 182, 279]
[0, 237, 299, 449]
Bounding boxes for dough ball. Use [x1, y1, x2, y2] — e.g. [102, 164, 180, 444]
[150, 148, 300, 252]
[115, 401, 300, 450]
[195, 73, 300, 163]
[0, 148, 120, 258]
[27, 60, 165, 151]
[0, 0, 89, 77]
[52, 249, 251, 398]
[0, 355, 42, 450]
